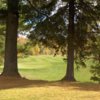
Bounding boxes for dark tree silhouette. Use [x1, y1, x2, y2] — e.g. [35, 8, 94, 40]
[1, 0, 20, 77]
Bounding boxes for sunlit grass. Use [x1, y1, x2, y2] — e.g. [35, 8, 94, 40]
[0, 55, 99, 100]
[0, 80, 100, 100]
[18, 55, 66, 81]
[0, 55, 93, 82]
[19, 55, 93, 82]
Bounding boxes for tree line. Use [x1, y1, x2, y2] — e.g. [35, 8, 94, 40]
[0, 0, 100, 82]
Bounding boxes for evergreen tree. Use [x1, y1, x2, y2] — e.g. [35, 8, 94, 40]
[29, 0, 100, 81]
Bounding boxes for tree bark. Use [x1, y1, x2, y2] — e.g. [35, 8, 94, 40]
[63, 0, 76, 81]
[1, 0, 20, 77]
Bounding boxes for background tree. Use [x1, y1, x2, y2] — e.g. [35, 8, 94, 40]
[0, 0, 6, 66]
[0, 35, 5, 65]
[90, 35, 100, 83]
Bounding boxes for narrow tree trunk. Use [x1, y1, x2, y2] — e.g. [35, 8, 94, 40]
[63, 0, 76, 81]
[1, 0, 20, 77]
[66, 40, 75, 81]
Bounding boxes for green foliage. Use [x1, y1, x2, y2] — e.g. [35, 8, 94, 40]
[29, 0, 99, 47]
[0, 0, 6, 64]
[90, 36, 100, 83]
[0, 35, 5, 65]
[0, 0, 6, 8]
[18, 0, 57, 32]
[0, 0, 7, 22]
[29, 0, 100, 62]
[91, 63, 100, 83]
[29, 5, 67, 53]
[17, 39, 33, 57]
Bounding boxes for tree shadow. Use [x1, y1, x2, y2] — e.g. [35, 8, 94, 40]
[50, 81, 100, 92]
[0, 76, 48, 90]
[0, 77, 100, 92]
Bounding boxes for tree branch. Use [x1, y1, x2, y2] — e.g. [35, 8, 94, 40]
[26, 0, 49, 17]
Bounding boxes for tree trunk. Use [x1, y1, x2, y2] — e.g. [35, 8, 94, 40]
[63, 0, 76, 81]
[1, 0, 20, 77]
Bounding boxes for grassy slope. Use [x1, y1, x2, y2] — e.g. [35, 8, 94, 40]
[19, 55, 92, 82]
[0, 55, 93, 82]
[18, 55, 66, 81]
[18, 55, 93, 82]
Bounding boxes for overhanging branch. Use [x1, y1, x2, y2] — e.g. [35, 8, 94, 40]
[26, 0, 49, 17]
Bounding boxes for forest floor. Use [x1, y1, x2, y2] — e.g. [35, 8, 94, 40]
[0, 77, 100, 100]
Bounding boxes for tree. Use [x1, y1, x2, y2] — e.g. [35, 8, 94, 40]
[0, 0, 50, 77]
[90, 35, 100, 83]
[28, 0, 100, 81]
[62, 0, 75, 81]
[28, 0, 76, 81]
[1, 0, 20, 77]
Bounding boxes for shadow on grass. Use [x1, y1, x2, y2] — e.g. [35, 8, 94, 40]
[0, 76, 48, 89]
[51, 81, 100, 92]
[0, 76, 100, 92]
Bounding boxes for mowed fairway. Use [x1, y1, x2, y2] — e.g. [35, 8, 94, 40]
[0, 55, 94, 82]
[18, 55, 93, 82]
[0, 55, 100, 100]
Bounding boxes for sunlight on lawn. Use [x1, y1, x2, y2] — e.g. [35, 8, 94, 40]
[0, 79, 100, 100]
[0, 55, 93, 82]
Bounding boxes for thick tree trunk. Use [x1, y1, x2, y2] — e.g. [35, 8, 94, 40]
[63, 0, 76, 81]
[1, 0, 20, 77]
